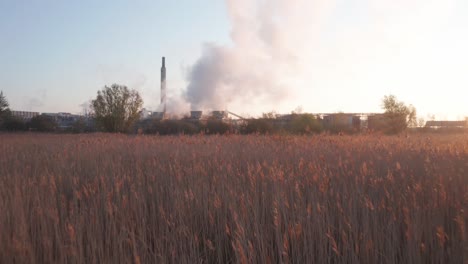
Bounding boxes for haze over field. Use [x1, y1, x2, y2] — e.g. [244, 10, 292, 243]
[0, 0, 467, 119]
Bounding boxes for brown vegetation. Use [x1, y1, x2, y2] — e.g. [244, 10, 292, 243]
[0, 134, 466, 263]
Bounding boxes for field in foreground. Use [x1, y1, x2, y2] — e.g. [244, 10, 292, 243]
[0, 134, 466, 263]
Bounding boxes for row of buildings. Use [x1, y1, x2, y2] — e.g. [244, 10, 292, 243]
[10, 111, 88, 130]
[10, 109, 468, 132]
[140, 110, 468, 131]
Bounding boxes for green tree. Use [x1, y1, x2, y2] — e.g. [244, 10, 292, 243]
[0, 91, 12, 129]
[289, 114, 322, 134]
[0, 91, 9, 114]
[242, 119, 276, 134]
[2, 116, 26, 131]
[205, 119, 231, 135]
[381, 95, 417, 134]
[140, 119, 201, 135]
[29, 115, 57, 132]
[91, 84, 143, 133]
[262, 111, 279, 119]
[70, 117, 88, 133]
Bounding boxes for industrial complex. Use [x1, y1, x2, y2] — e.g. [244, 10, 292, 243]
[136, 57, 467, 131]
[8, 57, 468, 132]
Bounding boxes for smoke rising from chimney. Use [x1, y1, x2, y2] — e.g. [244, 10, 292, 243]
[24, 89, 47, 111]
[184, 0, 336, 111]
[184, 0, 460, 115]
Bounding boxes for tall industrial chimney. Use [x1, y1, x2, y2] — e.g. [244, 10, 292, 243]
[161, 57, 167, 113]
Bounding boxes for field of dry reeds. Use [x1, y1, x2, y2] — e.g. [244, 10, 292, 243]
[0, 133, 466, 263]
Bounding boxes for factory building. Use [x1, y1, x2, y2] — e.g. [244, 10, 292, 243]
[425, 120, 467, 128]
[190, 111, 203, 120]
[11, 111, 39, 121]
[211, 111, 228, 120]
[140, 108, 152, 119]
[42, 112, 82, 129]
[322, 113, 361, 131]
[152, 112, 165, 119]
[367, 114, 387, 131]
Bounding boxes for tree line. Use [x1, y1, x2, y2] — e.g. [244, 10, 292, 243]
[1, 85, 419, 135]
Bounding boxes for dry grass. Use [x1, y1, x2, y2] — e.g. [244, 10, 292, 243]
[0, 133, 466, 263]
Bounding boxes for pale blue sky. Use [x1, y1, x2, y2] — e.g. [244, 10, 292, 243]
[0, 0, 230, 112]
[1, 0, 467, 119]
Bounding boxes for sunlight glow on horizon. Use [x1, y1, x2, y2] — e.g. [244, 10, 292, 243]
[0, 0, 466, 120]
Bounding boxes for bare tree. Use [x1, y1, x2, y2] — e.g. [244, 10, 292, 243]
[91, 84, 143, 133]
[417, 117, 426, 128]
[0, 91, 9, 115]
[381, 95, 417, 134]
[0, 91, 11, 129]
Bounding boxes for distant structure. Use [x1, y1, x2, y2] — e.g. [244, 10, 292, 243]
[140, 108, 153, 119]
[42, 112, 81, 129]
[152, 112, 165, 120]
[425, 120, 467, 129]
[321, 113, 361, 131]
[211, 111, 228, 120]
[190, 111, 203, 120]
[161, 57, 166, 114]
[11, 110, 39, 121]
[367, 114, 386, 131]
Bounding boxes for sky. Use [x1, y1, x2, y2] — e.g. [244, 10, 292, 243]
[0, 0, 467, 120]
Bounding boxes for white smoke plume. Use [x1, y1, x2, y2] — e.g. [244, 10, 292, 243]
[23, 89, 47, 111]
[184, 0, 335, 111]
[184, 0, 462, 116]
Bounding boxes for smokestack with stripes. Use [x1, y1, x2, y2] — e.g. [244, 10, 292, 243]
[161, 57, 167, 113]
